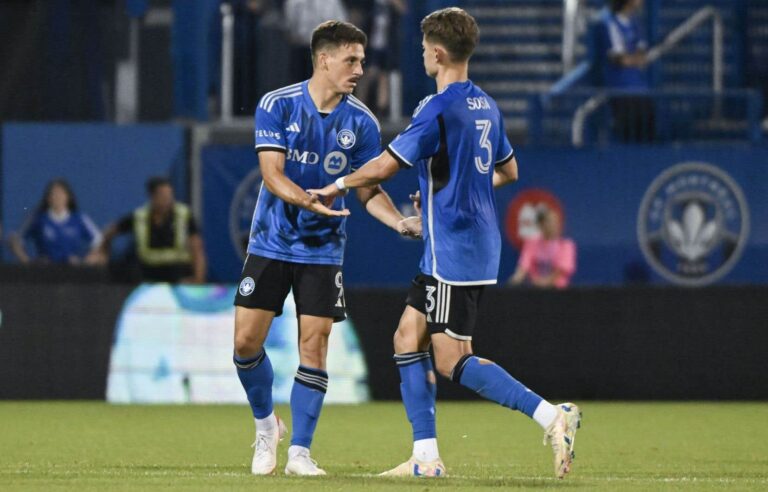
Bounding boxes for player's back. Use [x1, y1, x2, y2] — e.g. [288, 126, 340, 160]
[389, 80, 514, 285]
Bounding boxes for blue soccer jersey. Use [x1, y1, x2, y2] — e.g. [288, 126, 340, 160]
[250, 80, 381, 265]
[20, 210, 101, 263]
[388, 80, 514, 285]
[596, 8, 649, 90]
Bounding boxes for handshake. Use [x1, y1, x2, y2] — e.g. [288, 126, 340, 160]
[305, 186, 422, 240]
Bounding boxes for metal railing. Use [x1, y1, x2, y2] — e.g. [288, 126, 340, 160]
[569, 6, 725, 146]
[220, 3, 235, 123]
[530, 89, 762, 146]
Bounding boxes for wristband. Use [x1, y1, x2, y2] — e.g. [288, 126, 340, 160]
[334, 176, 347, 191]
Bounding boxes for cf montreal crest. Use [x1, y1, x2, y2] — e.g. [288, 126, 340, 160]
[637, 162, 749, 286]
[337, 129, 356, 149]
[229, 168, 263, 260]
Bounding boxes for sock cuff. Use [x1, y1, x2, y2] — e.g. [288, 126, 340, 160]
[295, 366, 328, 393]
[393, 351, 431, 367]
[233, 350, 266, 370]
[450, 354, 474, 383]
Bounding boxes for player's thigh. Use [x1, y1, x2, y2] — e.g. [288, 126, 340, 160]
[233, 255, 292, 354]
[420, 275, 483, 377]
[292, 263, 346, 322]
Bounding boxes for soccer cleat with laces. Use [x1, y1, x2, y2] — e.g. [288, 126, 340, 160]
[284, 447, 327, 476]
[543, 402, 582, 479]
[250, 415, 287, 475]
[378, 456, 447, 477]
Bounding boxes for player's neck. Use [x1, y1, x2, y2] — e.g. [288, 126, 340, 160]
[307, 78, 344, 113]
[434, 65, 469, 93]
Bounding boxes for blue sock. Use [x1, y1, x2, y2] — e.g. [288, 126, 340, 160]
[452, 355, 543, 418]
[394, 352, 437, 441]
[233, 350, 273, 419]
[290, 365, 328, 448]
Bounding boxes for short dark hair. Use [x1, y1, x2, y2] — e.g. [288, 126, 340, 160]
[610, 0, 632, 12]
[146, 176, 172, 196]
[310, 20, 367, 65]
[421, 7, 479, 62]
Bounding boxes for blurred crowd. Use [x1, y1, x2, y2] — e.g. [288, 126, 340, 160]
[223, 0, 405, 117]
[7, 178, 206, 285]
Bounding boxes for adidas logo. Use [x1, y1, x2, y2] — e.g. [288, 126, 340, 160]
[286, 122, 300, 132]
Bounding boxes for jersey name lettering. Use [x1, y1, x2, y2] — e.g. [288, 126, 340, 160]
[466, 97, 490, 110]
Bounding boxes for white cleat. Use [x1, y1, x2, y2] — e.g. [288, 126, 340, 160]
[250, 415, 287, 475]
[378, 456, 447, 477]
[284, 447, 327, 476]
[543, 402, 582, 479]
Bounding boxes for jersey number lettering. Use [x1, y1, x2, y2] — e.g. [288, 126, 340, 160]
[474, 119, 492, 174]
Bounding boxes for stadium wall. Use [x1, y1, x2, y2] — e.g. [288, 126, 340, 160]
[1, 123, 188, 262]
[201, 144, 768, 287]
[1, 276, 766, 401]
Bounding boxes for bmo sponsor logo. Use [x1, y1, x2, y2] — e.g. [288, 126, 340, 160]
[287, 148, 320, 164]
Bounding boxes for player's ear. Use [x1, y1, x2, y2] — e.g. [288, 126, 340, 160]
[434, 46, 446, 65]
[316, 51, 327, 71]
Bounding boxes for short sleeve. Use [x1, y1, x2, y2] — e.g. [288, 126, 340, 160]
[387, 97, 441, 168]
[495, 115, 514, 167]
[604, 19, 626, 55]
[556, 239, 577, 276]
[518, 239, 535, 273]
[254, 99, 287, 153]
[79, 213, 102, 248]
[351, 117, 381, 171]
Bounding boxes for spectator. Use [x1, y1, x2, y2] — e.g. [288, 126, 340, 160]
[97, 177, 206, 283]
[595, 0, 655, 142]
[284, 0, 348, 82]
[9, 179, 102, 265]
[508, 208, 576, 289]
[356, 0, 406, 117]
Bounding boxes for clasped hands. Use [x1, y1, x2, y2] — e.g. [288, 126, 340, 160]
[305, 185, 422, 239]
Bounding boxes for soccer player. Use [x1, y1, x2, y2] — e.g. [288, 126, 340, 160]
[234, 20, 416, 476]
[308, 7, 581, 479]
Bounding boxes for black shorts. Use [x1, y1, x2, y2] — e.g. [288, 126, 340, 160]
[405, 273, 484, 341]
[234, 254, 346, 322]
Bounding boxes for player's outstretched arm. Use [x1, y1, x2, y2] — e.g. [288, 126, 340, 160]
[307, 150, 401, 201]
[356, 186, 422, 238]
[260, 150, 349, 217]
[493, 156, 519, 188]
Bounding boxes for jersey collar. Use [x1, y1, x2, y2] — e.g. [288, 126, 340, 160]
[302, 80, 348, 122]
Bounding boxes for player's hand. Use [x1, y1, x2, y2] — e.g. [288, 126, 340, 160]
[409, 190, 422, 215]
[397, 216, 422, 239]
[306, 184, 344, 205]
[306, 193, 350, 217]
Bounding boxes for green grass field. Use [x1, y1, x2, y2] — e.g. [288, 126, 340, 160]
[1, 402, 766, 491]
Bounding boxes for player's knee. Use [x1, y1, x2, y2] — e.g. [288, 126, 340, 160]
[234, 332, 263, 357]
[393, 327, 412, 353]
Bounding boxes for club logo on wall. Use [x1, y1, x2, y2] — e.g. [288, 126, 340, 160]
[637, 162, 749, 286]
[229, 168, 263, 260]
[504, 188, 564, 250]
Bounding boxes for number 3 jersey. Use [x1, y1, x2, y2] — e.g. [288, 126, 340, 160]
[387, 80, 514, 285]
[251, 80, 381, 265]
